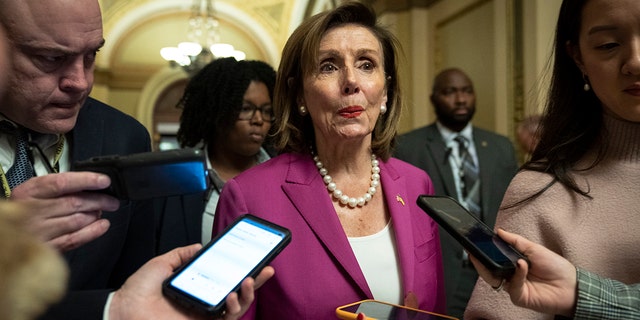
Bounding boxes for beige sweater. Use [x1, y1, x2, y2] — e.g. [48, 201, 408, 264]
[464, 114, 640, 320]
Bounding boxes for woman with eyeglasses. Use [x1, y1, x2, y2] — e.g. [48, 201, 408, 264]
[157, 57, 276, 249]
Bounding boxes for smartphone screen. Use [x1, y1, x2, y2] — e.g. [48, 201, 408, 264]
[427, 197, 512, 264]
[74, 148, 208, 200]
[337, 300, 456, 320]
[163, 214, 291, 315]
[417, 195, 527, 277]
[118, 160, 207, 199]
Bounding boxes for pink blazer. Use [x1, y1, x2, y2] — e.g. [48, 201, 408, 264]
[212, 153, 446, 319]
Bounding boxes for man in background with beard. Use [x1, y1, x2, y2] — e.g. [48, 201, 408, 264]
[395, 68, 518, 318]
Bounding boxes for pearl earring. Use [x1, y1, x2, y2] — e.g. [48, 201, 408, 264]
[380, 105, 387, 114]
[299, 105, 308, 115]
[583, 74, 591, 92]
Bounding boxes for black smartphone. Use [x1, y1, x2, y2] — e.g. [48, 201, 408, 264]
[336, 299, 458, 320]
[162, 214, 291, 316]
[73, 148, 208, 200]
[416, 195, 528, 278]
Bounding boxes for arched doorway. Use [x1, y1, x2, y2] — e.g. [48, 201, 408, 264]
[153, 79, 188, 150]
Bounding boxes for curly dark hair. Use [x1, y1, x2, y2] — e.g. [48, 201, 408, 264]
[176, 57, 276, 148]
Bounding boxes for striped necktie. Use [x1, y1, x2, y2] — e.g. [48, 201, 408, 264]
[454, 135, 481, 216]
[1, 121, 35, 189]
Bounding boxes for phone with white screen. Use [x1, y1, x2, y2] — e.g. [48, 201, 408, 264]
[336, 300, 458, 320]
[417, 195, 529, 278]
[162, 214, 291, 316]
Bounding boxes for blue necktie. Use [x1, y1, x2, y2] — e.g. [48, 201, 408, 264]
[1, 122, 35, 189]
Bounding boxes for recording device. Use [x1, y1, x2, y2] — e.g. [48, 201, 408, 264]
[336, 299, 458, 320]
[417, 195, 529, 278]
[162, 214, 291, 316]
[73, 148, 208, 200]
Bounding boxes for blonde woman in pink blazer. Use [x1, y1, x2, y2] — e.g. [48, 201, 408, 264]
[212, 2, 446, 319]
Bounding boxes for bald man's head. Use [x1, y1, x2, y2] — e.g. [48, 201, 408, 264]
[0, 0, 104, 133]
[429, 68, 476, 132]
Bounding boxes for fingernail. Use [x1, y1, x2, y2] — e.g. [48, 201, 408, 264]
[357, 313, 364, 320]
[96, 174, 111, 187]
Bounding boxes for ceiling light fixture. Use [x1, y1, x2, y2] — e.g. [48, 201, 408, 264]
[160, 0, 245, 75]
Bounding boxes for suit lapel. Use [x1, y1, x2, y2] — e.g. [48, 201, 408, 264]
[472, 130, 494, 222]
[183, 192, 206, 243]
[69, 100, 104, 164]
[281, 156, 423, 298]
[381, 161, 416, 295]
[424, 125, 457, 196]
[281, 154, 372, 297]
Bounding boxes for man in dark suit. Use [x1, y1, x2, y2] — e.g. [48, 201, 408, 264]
[0, 0, 157, 317]
[395, 68, 518, 318]
[0, 1, 269, 318]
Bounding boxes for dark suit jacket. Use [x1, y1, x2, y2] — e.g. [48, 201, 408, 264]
[395, 123, 518, 318]
[42, 98, 156, 319]
[155, 191, 205, 254]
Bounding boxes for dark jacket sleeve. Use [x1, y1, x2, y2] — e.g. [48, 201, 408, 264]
[40, 98, 156, 320]
[155, 191, 206, 255]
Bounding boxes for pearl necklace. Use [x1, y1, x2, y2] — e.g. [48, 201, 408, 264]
[313, 154, 380, 208]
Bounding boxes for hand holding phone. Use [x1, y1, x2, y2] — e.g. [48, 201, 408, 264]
[162, 214, 291, 317]
[336, 299, 458, 320]
[417, 195, 529, 278]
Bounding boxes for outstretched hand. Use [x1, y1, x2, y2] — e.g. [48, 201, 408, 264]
[109, 244, 274, 320]
[10, 172, 120, 251]
[221, 264, 274, 319]
[469, 229, 577, 317]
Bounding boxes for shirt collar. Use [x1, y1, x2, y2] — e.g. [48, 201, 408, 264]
[0, 115, 61, 151]
[436, 121, 474, 145]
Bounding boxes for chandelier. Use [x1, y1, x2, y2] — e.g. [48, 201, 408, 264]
[160, 0, 245, 75]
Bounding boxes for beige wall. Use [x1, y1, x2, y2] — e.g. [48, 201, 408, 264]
[432, 0, 499, 133]
[383, 0, 561, 139]
[94, 0, 298, 135]
[381, 0, 506, 134]
[522, 0, 562, 115]
[93, 0, 563, 147]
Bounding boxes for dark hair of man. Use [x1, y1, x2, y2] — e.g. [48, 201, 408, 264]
[176, 57, 276, 148]
[511, 0, 603, 207]
[272, 1, 403, 160]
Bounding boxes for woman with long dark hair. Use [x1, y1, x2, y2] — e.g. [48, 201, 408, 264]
[465, 0, 640, 318]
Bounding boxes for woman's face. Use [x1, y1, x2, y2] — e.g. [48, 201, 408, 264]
[301, 24, 387, 146]
[573, 0, 640, 122]
[223, 81, 272, 157]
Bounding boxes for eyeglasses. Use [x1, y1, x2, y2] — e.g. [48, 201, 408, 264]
[238, 103, 274, 122]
